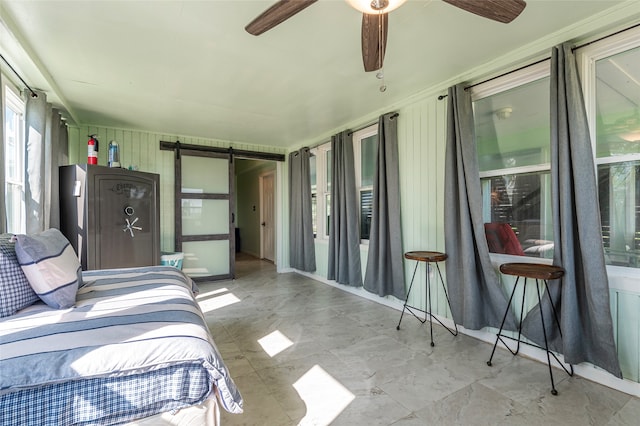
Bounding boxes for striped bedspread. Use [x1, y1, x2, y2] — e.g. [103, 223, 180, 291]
[0, 266, 243, 425]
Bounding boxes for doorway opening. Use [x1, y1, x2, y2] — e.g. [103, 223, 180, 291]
[235, 159, 277, 265]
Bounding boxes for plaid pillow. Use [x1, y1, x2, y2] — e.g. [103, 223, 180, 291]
[15, 228, 81, 309]
[0, 233, 40, 317]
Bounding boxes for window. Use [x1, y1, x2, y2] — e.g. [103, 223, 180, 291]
[472, 62, 554, 258]
[471, 27, 640, 269]
[582, 38, 640, 268]
[3, 81, 26, 233]
[353, 125, 377, 241]
[310, 142, 331, 239]
[310, 125, 378, 242]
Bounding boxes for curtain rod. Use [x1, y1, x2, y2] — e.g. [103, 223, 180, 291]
[0, 53, 38, 98]
[572, 21, 640, 52]
[437, 56, 550, 100]
[437, 22, 640, 101]
[307, 112, 399, 150]
[347, 112, 399, 135]
[347, 120, 377, 136]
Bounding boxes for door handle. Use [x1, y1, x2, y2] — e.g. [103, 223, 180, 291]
[261, 222, 266, 226]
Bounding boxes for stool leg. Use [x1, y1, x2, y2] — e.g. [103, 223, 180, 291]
[536, 279, 558, 395]
[544, 280, 564, 339]
[432, 263, 459, 337]
[487, 276, 520, 366]
[514, 278, 528, 356]
[427, 262, 434, 347]
[396, 260, 420, 330]
[543, 280, 574, 378]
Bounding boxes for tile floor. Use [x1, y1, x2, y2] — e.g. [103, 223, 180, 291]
[199, 255, 639, 426]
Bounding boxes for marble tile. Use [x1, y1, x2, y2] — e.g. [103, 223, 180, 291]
[607, 396, 640, 426]
[330, 392, 413, 426]
[519, 376, 631, 426]
[253, 351, 356, 421]
[414, 382, 530, 426]
[207, 256, 635, 426]
[478, 353, 572, 405]
[220, 371, 294, 426]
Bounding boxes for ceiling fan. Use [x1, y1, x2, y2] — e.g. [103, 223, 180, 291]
[245, 0, 527, 72]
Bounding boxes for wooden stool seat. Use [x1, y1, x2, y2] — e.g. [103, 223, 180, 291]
[404, 251, 448, 263]
[499, 263, 565, 281]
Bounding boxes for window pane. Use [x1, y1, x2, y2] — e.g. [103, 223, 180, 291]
[360, 189, 373, 240]
[309, 155, 317, 192]
[6, 183, 24, 234]
[325, 194, 331, 237]
[181, 199, 229, 235]
[5, 107, 19, 180]
[361, 135, 377, 187]
[475, 77, 550, 172]
[311, 193, 317, 238]
[181, 240, 229, 277]
[181, 156, 228, 194]
[482, 171, 553, 258]
[595, 46, 640, 157]
[598, 161, 640, 268]
[4, 86, 25, 234]
[325, 150, 332, 191]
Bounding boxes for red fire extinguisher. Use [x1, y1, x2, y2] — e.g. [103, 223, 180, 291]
[88, 135, 99, 165]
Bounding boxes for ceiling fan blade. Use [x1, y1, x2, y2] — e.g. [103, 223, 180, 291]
[443, 0, 526, 24]
[245, 0, 318, 36]
[361, 13, 388, 72]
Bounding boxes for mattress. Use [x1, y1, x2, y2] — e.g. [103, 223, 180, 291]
[0, 266, 242, 425]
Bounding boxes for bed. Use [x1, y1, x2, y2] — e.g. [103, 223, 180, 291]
[0, 261, 243, 425]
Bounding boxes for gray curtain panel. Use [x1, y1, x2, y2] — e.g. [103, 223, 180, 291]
[24, 90, 68, 233]
[328, 130, 362, 287]
[288, 148, 316, 272]
[45, 107, 67, 229]
[24, 90, 47, 233]
[521, 43, 622, 378]
[444, 84, 515, 330]
[364, 112, 405, 299]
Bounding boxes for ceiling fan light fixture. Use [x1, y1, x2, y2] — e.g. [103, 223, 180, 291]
[346, 0, 407, 14]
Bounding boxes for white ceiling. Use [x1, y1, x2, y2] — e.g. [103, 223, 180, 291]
[0, 0, 637, 149]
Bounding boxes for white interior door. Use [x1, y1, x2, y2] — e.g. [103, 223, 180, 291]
[260, 171, 275, 262]
[177, 152, 234, 280]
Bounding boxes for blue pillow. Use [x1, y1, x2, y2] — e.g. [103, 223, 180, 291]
[0, 233, 40, 317]
[15, 228, 81, 309]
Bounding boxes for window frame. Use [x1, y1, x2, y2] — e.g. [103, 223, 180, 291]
[577, 27, 640, 280]
[3, 78, 26, 234]
[471, 61, 553, 262]
[352, 124, 378, 243]
[310, 141, 331, 240]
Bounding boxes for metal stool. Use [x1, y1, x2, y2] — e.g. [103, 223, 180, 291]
[487, 262, 574, 395]
[396, 251, 458, 347]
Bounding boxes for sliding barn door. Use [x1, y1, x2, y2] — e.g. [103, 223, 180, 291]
[176, 150, 235, 280]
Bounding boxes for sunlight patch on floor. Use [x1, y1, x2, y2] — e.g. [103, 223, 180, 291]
[293, 365, 355, 425]
[197, 292, 240, 313]
[258, 330, 294, 357]
[196, 288, 230, 299]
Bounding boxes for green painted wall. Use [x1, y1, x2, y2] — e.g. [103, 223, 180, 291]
[235, 159, 277, 258]
[67, 125, 286, 253]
